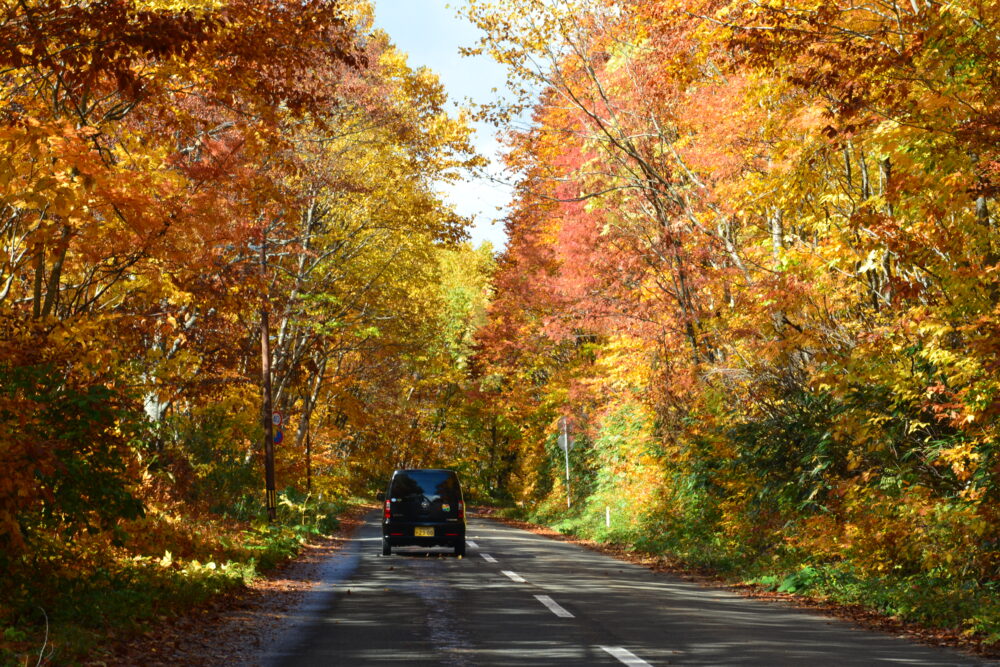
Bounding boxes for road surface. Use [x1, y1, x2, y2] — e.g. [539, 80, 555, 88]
[266, 511, 988, 666]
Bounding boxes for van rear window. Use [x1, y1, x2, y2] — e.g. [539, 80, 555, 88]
[391, 471, 458, 501]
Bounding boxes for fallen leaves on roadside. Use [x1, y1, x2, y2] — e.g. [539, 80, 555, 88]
[94, 504, 373, 667]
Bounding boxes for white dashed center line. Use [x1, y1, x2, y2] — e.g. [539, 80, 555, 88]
[534, 595, 574, 618]
[466, 540, 478, 549]
[481, 553, 497, 563]
[501, 570, 526, 583]
[599, 646, 651, 666]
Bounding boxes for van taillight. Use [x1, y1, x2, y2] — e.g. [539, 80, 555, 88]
[383, 499, 391, 520]
[457, 501, 464, 519]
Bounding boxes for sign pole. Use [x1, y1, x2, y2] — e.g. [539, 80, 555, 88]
[560, 417, 571, 508]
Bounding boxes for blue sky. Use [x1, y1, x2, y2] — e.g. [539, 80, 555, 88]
[372, 0, 512, 249]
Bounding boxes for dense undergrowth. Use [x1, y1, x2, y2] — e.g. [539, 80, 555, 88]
[500, 401, 1000, 648]
[0, 491, 347, 666]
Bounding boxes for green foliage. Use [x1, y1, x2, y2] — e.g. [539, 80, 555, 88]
[276, 487, 345, 535]
[162, 404, 260, 513]
[776, 566, 820, 594]
[726, 389, 846, 514]
[757, 564, 1000, 641]
[0, 357, 145, 557]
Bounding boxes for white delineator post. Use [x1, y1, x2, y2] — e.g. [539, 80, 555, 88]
[559, 417, 571, 508]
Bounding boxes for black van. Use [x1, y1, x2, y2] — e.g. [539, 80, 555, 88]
[380, 469, 466, 556]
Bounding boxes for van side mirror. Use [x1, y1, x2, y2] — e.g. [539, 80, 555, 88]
[376, 491, 385, 502]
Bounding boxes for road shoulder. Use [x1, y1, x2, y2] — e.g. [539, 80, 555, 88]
[100, 504, 374, 666]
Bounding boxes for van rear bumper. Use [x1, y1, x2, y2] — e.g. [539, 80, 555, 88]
[383, 522, 465, 546]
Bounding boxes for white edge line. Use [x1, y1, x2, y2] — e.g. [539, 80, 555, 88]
[501, 569, 525, 583]
[599, 646, 652, 667]
[534, 594, 574, 618]
[481, 553, 497, 563]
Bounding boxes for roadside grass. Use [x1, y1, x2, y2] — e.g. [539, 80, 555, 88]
[750, 565, 1000, 645]
[501, 498, 1000, 651]
[0, 491, 352, 666]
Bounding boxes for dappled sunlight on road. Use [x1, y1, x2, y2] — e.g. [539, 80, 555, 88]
[265, 513, 982, 666]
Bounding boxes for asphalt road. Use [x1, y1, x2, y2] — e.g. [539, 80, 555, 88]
[266, 511, 989, 666]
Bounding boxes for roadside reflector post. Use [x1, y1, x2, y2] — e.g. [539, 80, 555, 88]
[606, 505, 610, 528]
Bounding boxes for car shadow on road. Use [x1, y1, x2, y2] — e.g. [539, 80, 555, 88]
[383, 549, 462, 558]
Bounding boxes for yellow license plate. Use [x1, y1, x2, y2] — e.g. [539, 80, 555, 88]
[414, 527, 434, 537]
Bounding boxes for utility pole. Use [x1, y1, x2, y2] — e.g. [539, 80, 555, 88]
[260, 235, 277, 522]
